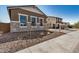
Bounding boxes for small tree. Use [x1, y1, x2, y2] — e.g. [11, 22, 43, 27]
[74, 21, 79, 28]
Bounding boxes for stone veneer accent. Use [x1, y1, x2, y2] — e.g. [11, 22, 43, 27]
[10, 21, 46, 32]
[10, 21, 19, 32]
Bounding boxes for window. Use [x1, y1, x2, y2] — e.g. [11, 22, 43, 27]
[56, 18, 62, 23]
[40, 19, 43, 26]
[30, 16, 37, 26]
[19, 15, 27, 26]
[53, 24, 55, 28]
[39, 18, 44, 26]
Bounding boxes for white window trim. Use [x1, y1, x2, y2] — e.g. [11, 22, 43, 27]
[30, 16, 37, 26]
[18, 13, 28, 28]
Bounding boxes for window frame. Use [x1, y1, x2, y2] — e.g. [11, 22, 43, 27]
[39, 17, 44, 26]
[19, 13, 28, 28]
[30, 16, 37, 26]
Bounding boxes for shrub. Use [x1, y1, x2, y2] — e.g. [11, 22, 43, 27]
[73, 21, 79, 28]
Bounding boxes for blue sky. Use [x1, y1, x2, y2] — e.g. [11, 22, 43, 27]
[0, 5, 10, 23]
[0, 5, 79, 24]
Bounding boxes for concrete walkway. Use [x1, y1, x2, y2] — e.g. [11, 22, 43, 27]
[48, 29, 77, 33]
[16, 30, 79, 53]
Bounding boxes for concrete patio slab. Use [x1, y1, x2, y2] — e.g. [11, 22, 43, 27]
[16, 30, 79, 53]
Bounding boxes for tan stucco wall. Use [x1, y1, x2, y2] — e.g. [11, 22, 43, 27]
[46, 17, 57, 28]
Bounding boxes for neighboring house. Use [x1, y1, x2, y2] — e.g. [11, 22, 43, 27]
[62, 22, 70, 29]
[46, 16, 68, 29]
[7, 5, 47, 32]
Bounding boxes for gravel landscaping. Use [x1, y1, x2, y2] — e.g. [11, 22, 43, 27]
[0, 31, 65, 53]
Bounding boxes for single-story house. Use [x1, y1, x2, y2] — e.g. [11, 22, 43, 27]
[7, 5, 47, 32]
